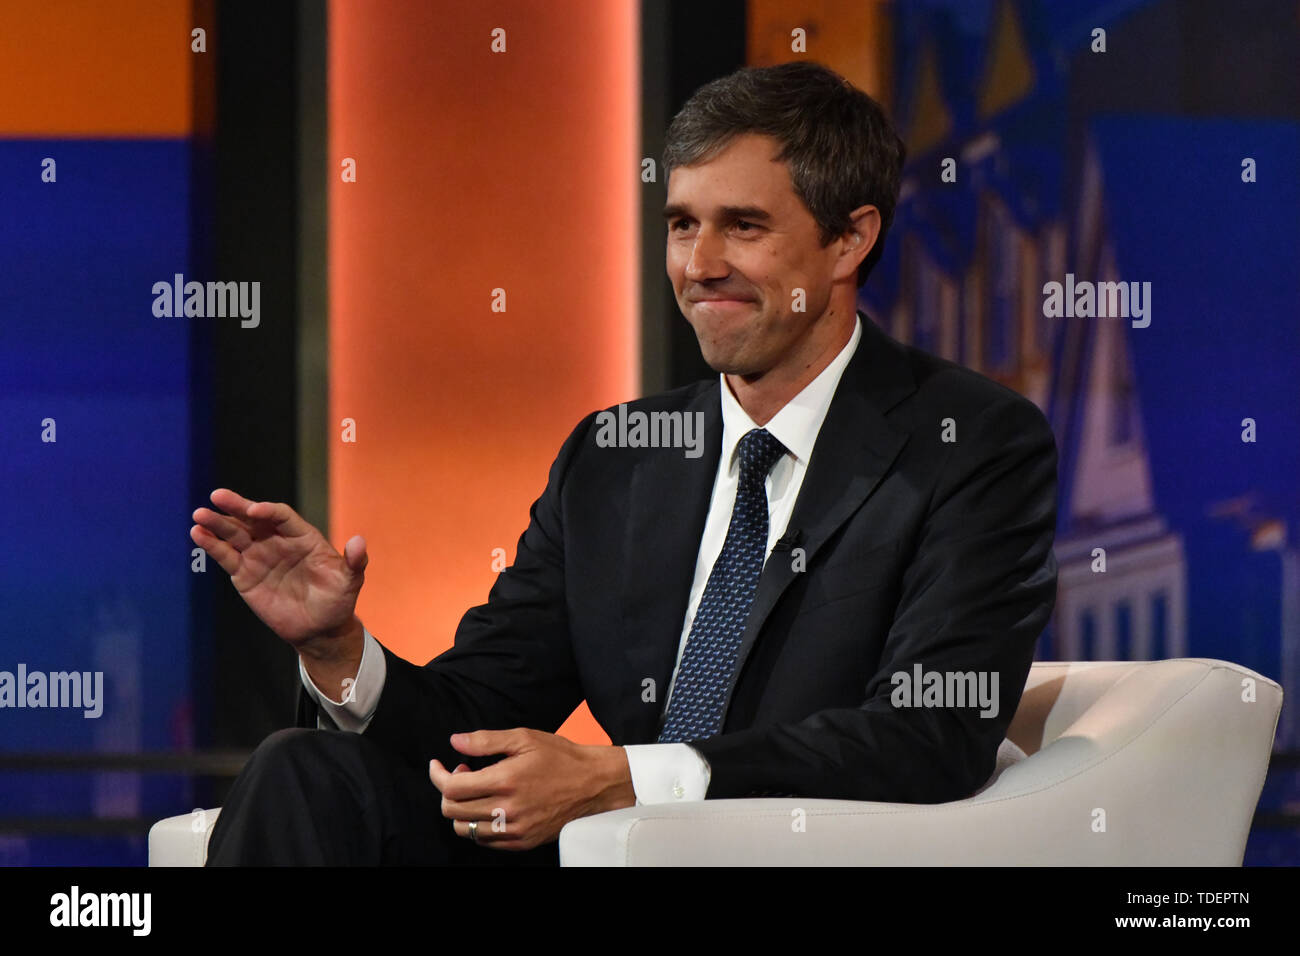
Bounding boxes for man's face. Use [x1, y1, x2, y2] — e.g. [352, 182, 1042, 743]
[664, 132, 842, 377]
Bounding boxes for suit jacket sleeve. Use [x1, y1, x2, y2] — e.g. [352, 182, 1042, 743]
[292, 413, 597, 773]
[690, 394, 1059, 803]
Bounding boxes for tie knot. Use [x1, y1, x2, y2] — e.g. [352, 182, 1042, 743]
[736, 428, 787, 484]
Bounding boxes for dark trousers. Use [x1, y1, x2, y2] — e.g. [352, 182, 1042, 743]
[205, 728, 560, 866]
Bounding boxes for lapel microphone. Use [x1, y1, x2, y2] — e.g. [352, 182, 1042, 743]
[772, 529, 802, 552]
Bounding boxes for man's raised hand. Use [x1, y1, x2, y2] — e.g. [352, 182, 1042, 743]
[190, 488, 367, 654]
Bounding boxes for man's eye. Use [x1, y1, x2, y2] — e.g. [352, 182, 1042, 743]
[668, 219, 758, 233]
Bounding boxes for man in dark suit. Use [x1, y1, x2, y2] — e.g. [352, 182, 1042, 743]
[194, 62, 1058, 865]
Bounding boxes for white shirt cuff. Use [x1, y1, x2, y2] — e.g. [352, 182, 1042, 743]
[624, 743, 711, 803]
[297, 627, 386, 733]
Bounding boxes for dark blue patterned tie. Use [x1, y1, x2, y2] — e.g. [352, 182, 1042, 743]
[657, 427, 788, 743]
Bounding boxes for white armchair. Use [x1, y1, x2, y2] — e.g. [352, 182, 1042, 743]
[150, 658, 1283, 866]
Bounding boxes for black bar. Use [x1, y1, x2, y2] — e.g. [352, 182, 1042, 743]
[0, 752, 251, 775]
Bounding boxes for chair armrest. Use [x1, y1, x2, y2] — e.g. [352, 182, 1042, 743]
[148, 808, 221, 867]
[560, 658, 1283, 867]
[558, 795, 1063, 866]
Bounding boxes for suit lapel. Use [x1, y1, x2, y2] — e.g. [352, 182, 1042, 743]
[620, 384, 722, 741]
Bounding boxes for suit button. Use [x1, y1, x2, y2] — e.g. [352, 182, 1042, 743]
[672, 781, 685, 799]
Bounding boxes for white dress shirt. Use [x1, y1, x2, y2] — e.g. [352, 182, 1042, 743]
[300, 312, 865, 806]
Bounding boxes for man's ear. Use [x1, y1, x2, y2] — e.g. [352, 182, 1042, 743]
[834, 204, 881, 282]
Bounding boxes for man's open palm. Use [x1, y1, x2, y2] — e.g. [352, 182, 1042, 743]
[190, 488, 367, 648]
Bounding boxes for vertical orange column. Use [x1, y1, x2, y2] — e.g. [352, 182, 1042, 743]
[328, 1, 638, 744]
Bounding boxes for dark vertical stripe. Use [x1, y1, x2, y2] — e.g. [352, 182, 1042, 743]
[663, 0, 749, 389]
[204, 1, 306, 763]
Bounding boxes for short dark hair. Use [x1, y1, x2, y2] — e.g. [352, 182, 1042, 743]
[663, 61, 906, 288]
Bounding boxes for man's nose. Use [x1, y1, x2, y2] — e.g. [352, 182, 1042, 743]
[684, 225, 729, 282]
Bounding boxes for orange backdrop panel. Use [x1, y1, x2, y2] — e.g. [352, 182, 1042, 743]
[747, 0, 892, 105]
[0, 0, 192, 136]
[328, 0, 638, 745]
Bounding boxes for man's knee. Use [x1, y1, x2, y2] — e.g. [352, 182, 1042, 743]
[242, 727, 370, 782]
[210, 729, 383, 865]
[256, 726, 350, 753]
